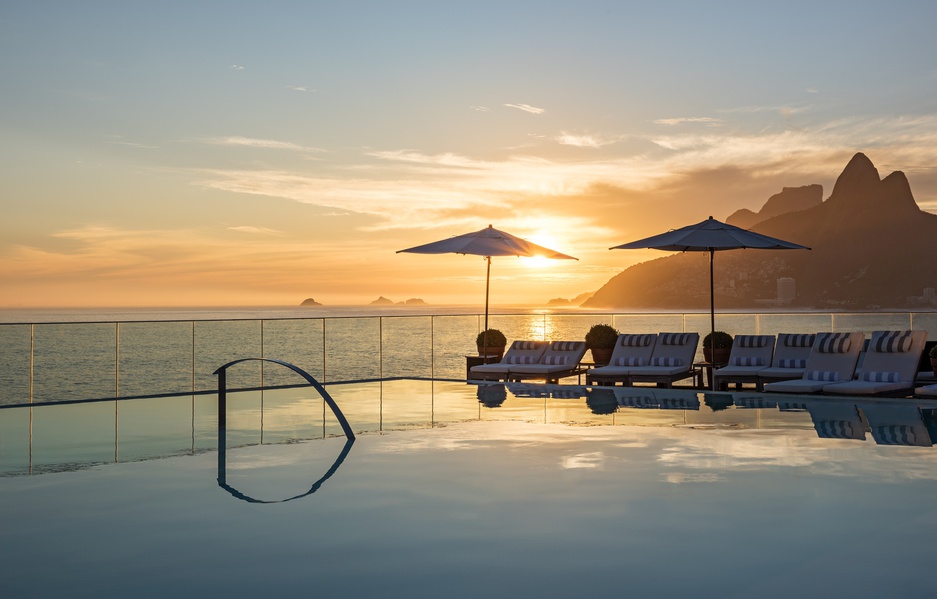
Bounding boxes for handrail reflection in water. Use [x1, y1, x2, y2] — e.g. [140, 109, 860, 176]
[214, 358, 356, 503]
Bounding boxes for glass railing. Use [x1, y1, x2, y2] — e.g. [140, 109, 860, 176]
[1, 311, 936, 406]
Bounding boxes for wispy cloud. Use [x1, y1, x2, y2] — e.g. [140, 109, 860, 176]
[197, 136, 323, 152]
[230, 64, 245, 71]
[287, 85, 313, 92]
[555, 132, 621, 148]
[504, 103, 545, 115]
[653, 117, 723, 126]
[228, 226, 281, 235]
[471, 105, 491, 112]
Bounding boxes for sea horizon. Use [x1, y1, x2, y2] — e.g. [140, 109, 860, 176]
[3, 303, 932, 325]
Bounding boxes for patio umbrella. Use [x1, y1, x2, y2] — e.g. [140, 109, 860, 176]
[611, 216, 810, 386]
[397, 224, 577, 347]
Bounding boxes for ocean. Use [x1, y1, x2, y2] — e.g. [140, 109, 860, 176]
[1, 306, 936, 406]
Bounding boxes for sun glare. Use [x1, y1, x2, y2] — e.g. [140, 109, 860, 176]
[522, 255, 556, 269]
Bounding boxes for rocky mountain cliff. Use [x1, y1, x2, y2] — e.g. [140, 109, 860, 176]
[583, 153, 937, 310]
[726, 184, 822, 229]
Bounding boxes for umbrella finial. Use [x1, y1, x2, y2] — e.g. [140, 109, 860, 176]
[708, 215, 714, 220]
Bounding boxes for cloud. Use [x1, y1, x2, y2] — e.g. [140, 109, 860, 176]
[287, 85, 313, 92]
[230, 64, 245, 70]
[504, 103, 545, 115]
[228, 226, 281, 235]
[555, 132, 621, 148]
[470, 105, 491, 112]
[197, 136, 323, 152]
[653, 117, 723, 126]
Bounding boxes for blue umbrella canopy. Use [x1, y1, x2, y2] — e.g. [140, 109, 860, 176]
[611, 216, 810, 388]
[612, 216, 811, 253]
[399, 224, 577, 259]
[398, 225, 577, 337]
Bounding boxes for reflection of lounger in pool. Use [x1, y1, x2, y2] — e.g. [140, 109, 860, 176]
[806, 402, 866, 440]
[732, 395, 777, 409]
[861, 404, 933, 447]
[657, 394, 700, 410]
[612, 388, 660, 409]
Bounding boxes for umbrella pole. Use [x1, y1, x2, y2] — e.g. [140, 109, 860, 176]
[710, 248, 716, 391]
[484, 256, 491, 349]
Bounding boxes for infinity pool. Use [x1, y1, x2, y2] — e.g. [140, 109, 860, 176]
[2, 380, 936, 598]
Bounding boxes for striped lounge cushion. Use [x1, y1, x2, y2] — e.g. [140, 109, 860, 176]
[805, 370, 841, 382]
[505, 355, 537, 364]
[511, 340, 541, 350]
[620, 334, 654, 347]
[650, 357, 683, 367]
[730, 356, 765, 367]
[736, 335, 770, 348]
[551, 341, 582, 351]
[783, 334, 815, 347]
[816, 333, 852, 353]
[542, 355, 569, 366]
[614, 357, 645, 367]
[777, 358, 806, 369]
[859, 371, 901, 383]
[871, 331, 913, 353]
[659, 333, 691, 346]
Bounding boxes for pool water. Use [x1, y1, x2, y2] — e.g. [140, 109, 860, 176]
[2, 380, 937, 598]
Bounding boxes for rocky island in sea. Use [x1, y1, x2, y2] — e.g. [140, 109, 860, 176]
[581, 153, 937, 310]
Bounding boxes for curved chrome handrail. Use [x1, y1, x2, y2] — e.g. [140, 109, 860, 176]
[213, 357, 355, 439]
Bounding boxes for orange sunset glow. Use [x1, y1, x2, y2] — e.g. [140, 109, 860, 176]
[2, 3, 937, 308]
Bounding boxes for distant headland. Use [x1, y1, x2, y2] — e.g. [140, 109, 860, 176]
[579, 152, 937, 310]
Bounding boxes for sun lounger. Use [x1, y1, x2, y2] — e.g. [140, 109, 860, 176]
[861, 403, 933, 446]
[585, 333, 657, 386]
[763, 332, 865, 393]
[506, 341, 588, 384]
[469, 340, 548, 381]
[626, 332, 700, 388]
[915, 384, 937, 398]
[713, 334, 776, 391]
[822, 330, 926, 396]
[756, 333, 816, 384]
[806, 401, 866, 440]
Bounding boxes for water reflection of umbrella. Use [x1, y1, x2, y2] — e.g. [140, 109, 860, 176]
[611, 216, 809, 387]
[398, 225, 577, 344]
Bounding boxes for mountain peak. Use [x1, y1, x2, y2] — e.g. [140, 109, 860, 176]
[827, 152, 880, 204]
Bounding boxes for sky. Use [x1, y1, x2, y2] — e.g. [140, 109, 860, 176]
[2, 1, 937, 308]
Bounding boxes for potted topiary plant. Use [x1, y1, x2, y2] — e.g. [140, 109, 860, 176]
[476, 328, 507, 361]
[585, 323, 619, 365]
[930, 344, 937, 377]
[703, 331, 733, 365]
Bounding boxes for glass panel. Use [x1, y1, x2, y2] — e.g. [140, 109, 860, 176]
[33, 323, 115, 403]
[194, 320, 262, 392]
[381, 316, 432, 379]
[262, 318, 325, 385]
[432, 315, 478, 380]
[324, 317, 380, 382]
[118, 321, 193, 398]
[832, 312, 912, 333]
[0, 324, 31, 405]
